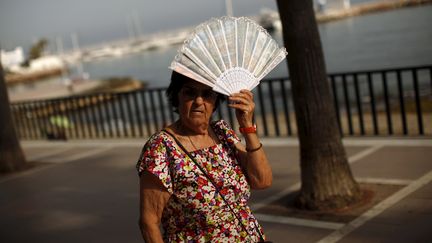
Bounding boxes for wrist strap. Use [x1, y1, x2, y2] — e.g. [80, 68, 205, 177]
[239, 124, 257, 134]
[246, 143, 263, 153]
[162, 129, 266, 242]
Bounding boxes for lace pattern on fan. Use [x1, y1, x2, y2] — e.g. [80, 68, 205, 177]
[214, 67, 258, 96]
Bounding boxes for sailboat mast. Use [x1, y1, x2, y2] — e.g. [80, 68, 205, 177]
[225, 0, 233, 16]
[71, 33, 84, 75]
[55, 36, 68, 82]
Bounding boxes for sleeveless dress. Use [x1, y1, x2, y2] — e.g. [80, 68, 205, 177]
[136, 120, 265, 242]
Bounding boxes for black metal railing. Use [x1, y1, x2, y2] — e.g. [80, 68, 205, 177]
[10, 65, 432, 140]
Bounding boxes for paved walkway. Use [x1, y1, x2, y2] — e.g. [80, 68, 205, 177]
[1, 138, 431, 243]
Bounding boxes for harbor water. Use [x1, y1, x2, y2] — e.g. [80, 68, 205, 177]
[77, 5, 432, 89]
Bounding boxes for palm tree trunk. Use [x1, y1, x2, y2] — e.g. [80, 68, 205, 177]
[0, 61, 26, 173]
[276, 0, 361, 210]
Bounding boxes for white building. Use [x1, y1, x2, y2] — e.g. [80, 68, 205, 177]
[1, 47, 25, 69]
[315, 0, 351, 13]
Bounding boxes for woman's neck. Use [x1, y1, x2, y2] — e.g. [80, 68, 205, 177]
[175, 120, 210, 136]
[170, 120, 217, 152]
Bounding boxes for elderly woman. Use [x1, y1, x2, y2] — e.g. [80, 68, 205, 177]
[136, 71, 273, 242]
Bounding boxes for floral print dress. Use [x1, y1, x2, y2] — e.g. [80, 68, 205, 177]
[136, 120, 265, 242]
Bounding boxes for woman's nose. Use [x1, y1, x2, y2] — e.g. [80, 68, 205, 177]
[194, 95, 204, 104]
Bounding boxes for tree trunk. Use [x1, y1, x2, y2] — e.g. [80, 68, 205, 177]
[276, 0, 361, 210]
[0, 61, 26, 173]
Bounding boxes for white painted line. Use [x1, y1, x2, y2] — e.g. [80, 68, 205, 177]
[252, 145, 383, 211]
[317, 169, 432, 243]
[260, 138, 432, 147]
[348, 145, 383, 164]
[27, 147, 74, 161]
[251, 183, 301, 211]
[341, 138, 432, 147]
[356, 177, 412, 186]
[0, 146, 113, 184]
[0, 164, 58, 184]
[255, 213, 344, 230]
[58, 146, 113, 163]
[22, 140, 145, 148]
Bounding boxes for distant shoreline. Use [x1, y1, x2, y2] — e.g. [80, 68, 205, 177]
[5, 68, 64, 85]
[316, 0, 432, 23]
[8, 77, 146, 102]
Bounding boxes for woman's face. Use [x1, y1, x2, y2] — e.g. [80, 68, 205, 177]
[177, 80, 218, 127]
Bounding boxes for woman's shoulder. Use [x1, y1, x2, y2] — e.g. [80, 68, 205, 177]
[137, 130, 175, 168]
[142, 130, 173, 151]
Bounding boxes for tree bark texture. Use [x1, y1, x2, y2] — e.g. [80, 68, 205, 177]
[276, 0, 361, 210]
[0, 62, 26, 173]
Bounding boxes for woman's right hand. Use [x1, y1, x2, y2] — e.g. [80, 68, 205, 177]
[228, 89, 255, 128]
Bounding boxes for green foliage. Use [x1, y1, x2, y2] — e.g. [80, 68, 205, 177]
[22, 38, 49, 67]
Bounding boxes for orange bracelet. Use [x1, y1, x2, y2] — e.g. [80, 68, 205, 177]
[239, 125, 257, 134]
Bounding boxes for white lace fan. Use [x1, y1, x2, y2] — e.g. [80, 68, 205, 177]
[170, 16, 288, 96]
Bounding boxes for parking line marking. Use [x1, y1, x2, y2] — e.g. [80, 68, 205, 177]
[52, 146, 113, 163]
[252, 183, 300, 211]
[27, 147, 74, 161]
[0, 146, 113, 184]
[252, 145, 383, 211]
[317, 169, 432, 243]
[255, 213, 344, 230]
[356, 177, 412, 186]
[348, 145, 384, 164]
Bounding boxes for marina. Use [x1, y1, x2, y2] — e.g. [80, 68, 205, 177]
[3, 0, 432, 101]
[55, 0, 432, 66]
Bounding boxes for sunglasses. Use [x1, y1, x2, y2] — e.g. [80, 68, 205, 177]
[180, 87, 218, 101]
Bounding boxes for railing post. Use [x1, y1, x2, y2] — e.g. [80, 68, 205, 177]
[382, 72, 393, 135]
[96, 94, 107, 138]
[132, 92, 144, 137]
[396, 70, 408, 135]
[257, 84, 268, 136]
[90, 95, 101, 138]
[280, 79, 292, 136]
[353, 74, 365, 135]
[367, 72, 379, 135]
[149, 90, 159, 132]
[18, 103, 29, 139]
[125, 93, 136, 137]
[140, 91, 152, 137]
[103, 93, 114, 138]
[342, 74, 353, 135]
[84, 96, 95, 138]
[330, 75, 343, 135]
[268, 81, 280, 136]
[33, 102, 43, 139]
[412, 69, 424, 135]
[157, 89, 167, 128]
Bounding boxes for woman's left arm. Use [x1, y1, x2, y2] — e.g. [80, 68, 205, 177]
[229, 90, 273, 189]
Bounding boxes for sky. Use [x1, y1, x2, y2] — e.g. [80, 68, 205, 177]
[0, 0, 278, 52]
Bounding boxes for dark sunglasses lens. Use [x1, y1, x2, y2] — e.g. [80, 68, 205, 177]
[183, 89, 195, 99]
[182, 88, 216, 100]
[203, 90, 217, 99]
